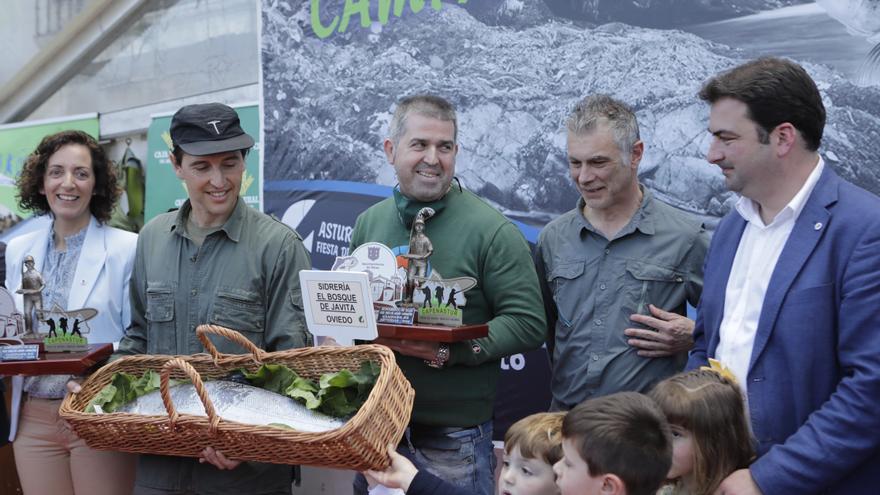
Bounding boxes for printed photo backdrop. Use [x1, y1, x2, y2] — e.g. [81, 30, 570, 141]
[262, 0, 880, 437]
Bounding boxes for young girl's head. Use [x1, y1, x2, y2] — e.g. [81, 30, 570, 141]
[649, 369, 754, 495]
[500, 412, 565, 495]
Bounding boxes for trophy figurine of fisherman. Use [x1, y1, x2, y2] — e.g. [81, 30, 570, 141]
[402, 207, 435, 305]
[17, 254, 44, 338]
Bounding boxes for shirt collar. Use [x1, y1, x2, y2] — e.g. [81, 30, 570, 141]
[172, 197, 245, 242]
[393, 184, 454, 229]
[575, 185, 656, 237]
[47, 221, 88, 253]
[735, 156, 825, 228]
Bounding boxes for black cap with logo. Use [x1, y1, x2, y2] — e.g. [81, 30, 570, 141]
[170, 103, 255, 156]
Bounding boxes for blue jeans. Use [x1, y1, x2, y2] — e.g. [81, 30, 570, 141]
[354, 419, 496, 495]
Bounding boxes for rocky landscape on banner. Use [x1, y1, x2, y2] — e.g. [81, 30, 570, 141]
[539, 0, 810, 28]
[263, 0, 880, 228]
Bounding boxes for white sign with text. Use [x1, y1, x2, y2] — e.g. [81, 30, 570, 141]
[299, 270, 377, 346]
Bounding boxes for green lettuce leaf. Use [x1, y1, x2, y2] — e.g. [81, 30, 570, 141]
[85, 370, 166, 413]
[241, 363, 297, 394]
[315, 361, 380, 417]
[85, 383, 118, 413]
[239, 360, 380, 418]
[288, 387, 321, 410]
[86, 361, 381, 418]
[317, 386, 360, 417]
[320, 369, 356, 389]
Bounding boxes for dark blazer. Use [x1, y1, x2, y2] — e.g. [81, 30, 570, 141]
[688, 167, 880, 494]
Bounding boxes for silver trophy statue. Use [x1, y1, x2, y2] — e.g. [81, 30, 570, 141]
[17, 255, 44, 338]
[402, 207, 435, 305]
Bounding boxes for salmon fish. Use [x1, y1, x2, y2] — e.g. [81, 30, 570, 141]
[114, 380, 347, 433]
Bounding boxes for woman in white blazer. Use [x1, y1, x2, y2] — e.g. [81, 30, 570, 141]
[5, 130, 137, 495]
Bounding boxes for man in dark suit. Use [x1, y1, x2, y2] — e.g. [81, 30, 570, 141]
[688, 57, 880, 494]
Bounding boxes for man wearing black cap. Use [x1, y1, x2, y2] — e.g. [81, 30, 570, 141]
[115, 102, 312, 495]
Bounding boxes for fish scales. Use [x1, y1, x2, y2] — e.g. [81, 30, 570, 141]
[114, 380, 347, 433]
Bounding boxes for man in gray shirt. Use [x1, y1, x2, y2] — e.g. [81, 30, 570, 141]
[536, 95, 708, 410]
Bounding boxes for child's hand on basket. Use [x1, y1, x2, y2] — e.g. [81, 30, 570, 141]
[199, 447, 242, 470]
[363, 444, 418, 492]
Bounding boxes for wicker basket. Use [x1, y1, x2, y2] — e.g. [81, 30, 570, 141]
[59, 325, 414, 471]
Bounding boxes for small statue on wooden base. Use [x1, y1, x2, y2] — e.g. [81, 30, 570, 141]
[402, 207, 434, 304]
[17, 255, 44, 338]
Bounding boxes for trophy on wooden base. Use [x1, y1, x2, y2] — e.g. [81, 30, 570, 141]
[17, 255, 44, 339]
[0, 254, 111, 375]
[331, 207, 487, 342]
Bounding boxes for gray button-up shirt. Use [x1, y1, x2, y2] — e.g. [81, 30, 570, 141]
[536, 188, 708, 410]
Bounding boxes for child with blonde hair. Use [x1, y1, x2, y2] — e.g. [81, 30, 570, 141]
[364, 412, 564, 495]
[649, 367, 754, 495]
[499, 412, 564, 495]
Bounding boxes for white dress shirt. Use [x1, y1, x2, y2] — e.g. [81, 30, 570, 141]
[715, 158, 825, 395]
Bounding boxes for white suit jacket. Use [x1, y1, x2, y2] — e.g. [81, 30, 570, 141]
[5, 215, 137, 441]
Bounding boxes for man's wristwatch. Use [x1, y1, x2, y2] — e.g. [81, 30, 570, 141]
[425, 343, 450, 369]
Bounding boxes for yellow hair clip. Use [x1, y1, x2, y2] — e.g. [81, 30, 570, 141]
[700, 358, 738, 386]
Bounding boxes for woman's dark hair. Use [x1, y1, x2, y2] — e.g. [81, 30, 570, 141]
[17, 130, 119, 223]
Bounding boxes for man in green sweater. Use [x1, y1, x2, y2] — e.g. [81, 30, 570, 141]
[350, 95, 546, 495]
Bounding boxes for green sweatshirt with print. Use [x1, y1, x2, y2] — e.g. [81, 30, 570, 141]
[350, 186, 546, 427]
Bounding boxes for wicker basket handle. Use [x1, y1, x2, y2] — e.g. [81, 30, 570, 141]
[160, 357, 221, 434]
[196, 324, 266, 364]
